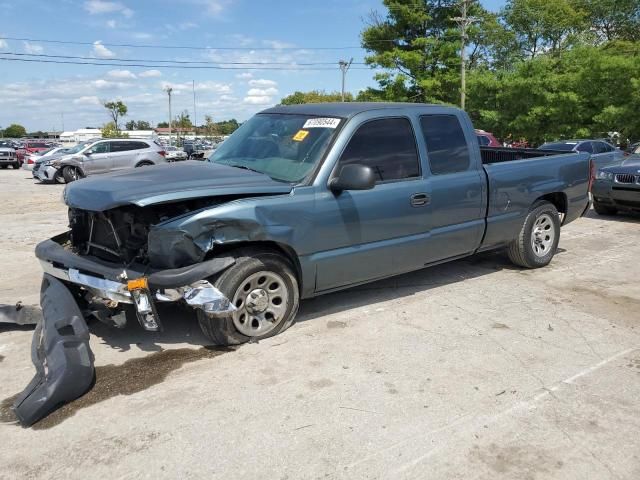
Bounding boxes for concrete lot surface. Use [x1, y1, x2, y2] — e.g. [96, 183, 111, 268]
[0, 168, 639, 479]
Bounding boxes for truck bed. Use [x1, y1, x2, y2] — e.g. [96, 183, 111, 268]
[480, 147, 570, 164]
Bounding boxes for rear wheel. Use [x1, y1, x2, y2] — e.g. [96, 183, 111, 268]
[136, 161, 154, 167]
[0, 165, 7, 169]
[61, 166, 80, 183]
[593, 201, 617, 216]
[507, 201, 560, 269]
[197, 250, 299, 346]
[12, 162, 20, 169]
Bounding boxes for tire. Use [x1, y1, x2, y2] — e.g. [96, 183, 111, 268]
[12, 162, 20, 169]
[593, 201, 617, 216]
[136, 161, 154, 167]
[0, 165, 7, 169]
[197, 249, 300, 346]
[507, 201, 561, 269]
[62, 166, 80, 183]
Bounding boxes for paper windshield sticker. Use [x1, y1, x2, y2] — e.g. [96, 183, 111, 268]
[303, 118, 341, 129]
[292, 130, 309, 142]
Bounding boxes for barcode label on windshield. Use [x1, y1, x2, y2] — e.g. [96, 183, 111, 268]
[303, 118, 341, 129]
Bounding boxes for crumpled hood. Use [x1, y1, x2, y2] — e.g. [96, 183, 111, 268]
[63, 161, 293, 211]
[601, 156, 640, 174]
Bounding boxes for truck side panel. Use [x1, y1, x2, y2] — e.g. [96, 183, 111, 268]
[480, 153, 590, 250]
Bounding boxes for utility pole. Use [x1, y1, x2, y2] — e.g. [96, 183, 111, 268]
[165, 86, 173, 146]
[61, 112, 65, 132]
[453, 0, 479, 111]
[192, 80, 197, 139]
[338, 58, 353, 102]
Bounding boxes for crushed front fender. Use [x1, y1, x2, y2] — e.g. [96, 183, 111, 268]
[12, 274, 95, 427]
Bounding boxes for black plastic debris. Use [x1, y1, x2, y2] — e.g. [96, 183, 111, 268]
[12, 274, 95, 427]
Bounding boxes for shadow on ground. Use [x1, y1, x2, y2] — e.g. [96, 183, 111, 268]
[581, 207, 640, 224]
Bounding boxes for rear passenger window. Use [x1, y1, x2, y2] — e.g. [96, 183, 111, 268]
[593, 142, 607, 154]
[576, 142, 593, 153]
[477, 135, 490, 146]
[420, 115, 471, 174]
[338, 118, 420, 182]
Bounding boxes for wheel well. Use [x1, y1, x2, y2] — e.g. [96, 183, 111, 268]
[536, 192, 567, 214]
[206, 241, 303, 291]
[135, 160, 154, 167]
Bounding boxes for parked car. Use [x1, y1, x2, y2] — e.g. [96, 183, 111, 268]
[35, 139, 167, 183]
[624, 142, 639, 156]
[165, 146, 188, 162]
[16, 103, 593, 427]
[0, 146, 19, 169]
[475, 129, 501, 147]
[32, 141, 97, 180]
[539, 139, 624, 169]
[15, 141, 50, 165]
[22, 146, 70, 170]
[591, 156, 640, 215]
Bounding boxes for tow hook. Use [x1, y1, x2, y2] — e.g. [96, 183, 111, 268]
[12, 274, 95, 427]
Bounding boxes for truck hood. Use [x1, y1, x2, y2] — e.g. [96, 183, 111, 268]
[63, 160, 293, 211]
[601, 156, 640, 174]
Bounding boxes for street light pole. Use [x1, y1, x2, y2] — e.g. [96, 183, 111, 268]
[453, 0, 479, 111]
[192, 80, 197, 139]
[165, 86, 173, 146]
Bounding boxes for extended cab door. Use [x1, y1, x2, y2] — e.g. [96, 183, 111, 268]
[82, 141, 111, 175]
[416, 113, 486, 263]
[313, 117, 431, 292]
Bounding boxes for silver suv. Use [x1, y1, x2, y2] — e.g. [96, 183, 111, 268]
[36, 139, 167, 183]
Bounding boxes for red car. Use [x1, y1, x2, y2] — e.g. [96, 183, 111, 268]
[16, 141, 50, 164]
[475, 129, 501, 147]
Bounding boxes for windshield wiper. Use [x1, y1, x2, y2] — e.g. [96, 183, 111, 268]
[227, 164, 264, 175]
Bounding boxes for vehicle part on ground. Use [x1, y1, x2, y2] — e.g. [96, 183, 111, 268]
[197, 250, 299, 345]
[0, 302, 40, 325]
[508, 201, 561, 268]
[12, 274, 95, 427]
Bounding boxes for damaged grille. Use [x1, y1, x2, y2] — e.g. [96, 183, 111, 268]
[69, 208, 154, 264]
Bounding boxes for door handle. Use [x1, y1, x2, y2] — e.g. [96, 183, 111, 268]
[410, 193, 430, 207]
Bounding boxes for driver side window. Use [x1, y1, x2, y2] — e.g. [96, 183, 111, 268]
[87, 142, 109, 154]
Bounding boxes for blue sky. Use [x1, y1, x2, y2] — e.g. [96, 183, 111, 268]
[0, 0, 505, 132]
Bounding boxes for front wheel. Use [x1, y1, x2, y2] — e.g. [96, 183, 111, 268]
[12, 162, 20, 169]
[62, 166, 80, 183]
[135, 161, 154, 167]
[507, 201, 561, 269]
[197, 250, 300, 346]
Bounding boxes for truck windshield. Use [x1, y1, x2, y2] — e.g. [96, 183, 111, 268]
[209, 113, 342, 183]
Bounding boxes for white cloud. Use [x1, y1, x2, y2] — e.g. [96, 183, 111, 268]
[73, 96, 101, 106]
[92, 41, 116, 58]
[0, 38, 8, 49]
[162, 81, 232, 95]
[247, 87, 278, 96]
[235, 72, 253, 80]
[139, 69, 162, 78]
[107, 69, 136, 79]
[195, 0, 232, 16]
[84, 0, 133, 18]
[243, 95, 272, 105]
[23, 42, 43, 54]
[106, 19, 117, 28]
[248, 79, 278, 88]
[92, 79, 128, 89]
[262, 40, 295, 49]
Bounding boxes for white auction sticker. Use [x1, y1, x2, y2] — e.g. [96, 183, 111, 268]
[303, 118, 341, 129]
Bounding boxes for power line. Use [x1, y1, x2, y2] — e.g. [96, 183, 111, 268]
[0, 51, 367, 66]
[0, 56, 373, 71]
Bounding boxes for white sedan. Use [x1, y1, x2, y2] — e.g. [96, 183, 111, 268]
[165, 146, 188, 162]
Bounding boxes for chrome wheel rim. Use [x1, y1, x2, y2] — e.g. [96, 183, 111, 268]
[531, 213, 555, 257]
[231, 271, 288, 337]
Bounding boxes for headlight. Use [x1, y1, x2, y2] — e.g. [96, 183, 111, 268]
[596, 170, 613, 180]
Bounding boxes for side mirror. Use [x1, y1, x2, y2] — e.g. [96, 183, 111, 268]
[329, 164, 376, 192]
[85, 151, 92, 156]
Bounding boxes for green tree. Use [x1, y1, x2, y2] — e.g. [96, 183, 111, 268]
[4, 124, 27, 138]
[173, 110, 193, 129]
[280, 90, 353, 104]
[157, 121, 169, 128]
[215, 119, 240, 135]
[503, 0, 587, 59]
[101, 122, 129, 139]
[136, 120, 151, 130]
[103, 100, 128, 131]
[577, 0, 640, 42]
[360, 0, 507, 104]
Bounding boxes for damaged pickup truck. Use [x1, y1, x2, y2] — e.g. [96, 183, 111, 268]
[14, 103, 592, 426]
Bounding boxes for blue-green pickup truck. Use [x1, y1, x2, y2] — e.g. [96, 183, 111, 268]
[15, 103, 591, 425]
